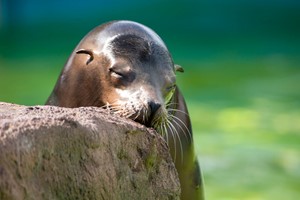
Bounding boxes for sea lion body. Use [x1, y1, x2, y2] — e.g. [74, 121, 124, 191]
[46, 20, 204, 200]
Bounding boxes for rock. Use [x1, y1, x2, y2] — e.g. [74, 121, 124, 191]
[0, 102, 180, 200]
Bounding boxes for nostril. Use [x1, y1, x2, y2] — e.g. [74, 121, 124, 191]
[148, 101, 161, 114]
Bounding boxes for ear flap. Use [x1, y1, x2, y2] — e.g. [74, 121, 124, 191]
[76, 49, 94, 65]
[175, 64, 184, 73]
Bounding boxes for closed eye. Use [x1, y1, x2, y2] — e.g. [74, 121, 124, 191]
[109, 68, 123, 78]
[109, 67, 136, 86]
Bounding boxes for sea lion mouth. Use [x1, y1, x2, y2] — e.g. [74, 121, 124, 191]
[130, 110, 151, 127]
[130, 104, 161, 128]
[103, 101, 162, 128]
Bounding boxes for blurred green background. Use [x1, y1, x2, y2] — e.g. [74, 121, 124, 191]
[1, 0, 300, 199]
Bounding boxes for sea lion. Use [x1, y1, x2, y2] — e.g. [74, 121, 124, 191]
[46, 20, 204, 200]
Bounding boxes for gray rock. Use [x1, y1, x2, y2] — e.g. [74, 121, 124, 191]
[0, 102, 180, 200]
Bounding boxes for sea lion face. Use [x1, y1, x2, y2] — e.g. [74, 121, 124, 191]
[95, 33, 177, 127]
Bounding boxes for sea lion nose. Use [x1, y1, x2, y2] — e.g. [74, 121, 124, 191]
[148, 101, 161, 115]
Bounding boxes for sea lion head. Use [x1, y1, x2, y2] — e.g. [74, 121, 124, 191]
[49, 20, 184, 132]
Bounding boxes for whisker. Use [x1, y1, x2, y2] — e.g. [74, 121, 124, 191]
[169, 114, 190, 143]
[170, 114, 192, 142]
[167, 118, 184, 164]
[166, 102, 179, 106]
[166, 120, 177, 163]
[167, 108, 189, 116]
[151, 115, 161, 126]
[164, 123, 169, 144]
[165, 102, 179, 109]
[99, 104, 109, 109]
[124, 111, 133, 118]
[133, 109, 141, 120]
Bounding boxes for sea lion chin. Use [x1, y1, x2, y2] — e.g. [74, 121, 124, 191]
[46, 20, 205, 200]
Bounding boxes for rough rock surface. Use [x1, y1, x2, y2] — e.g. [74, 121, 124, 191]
[0, 102, 180, 200]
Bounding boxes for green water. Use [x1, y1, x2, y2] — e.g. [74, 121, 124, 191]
[1, 2, 300, 197]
